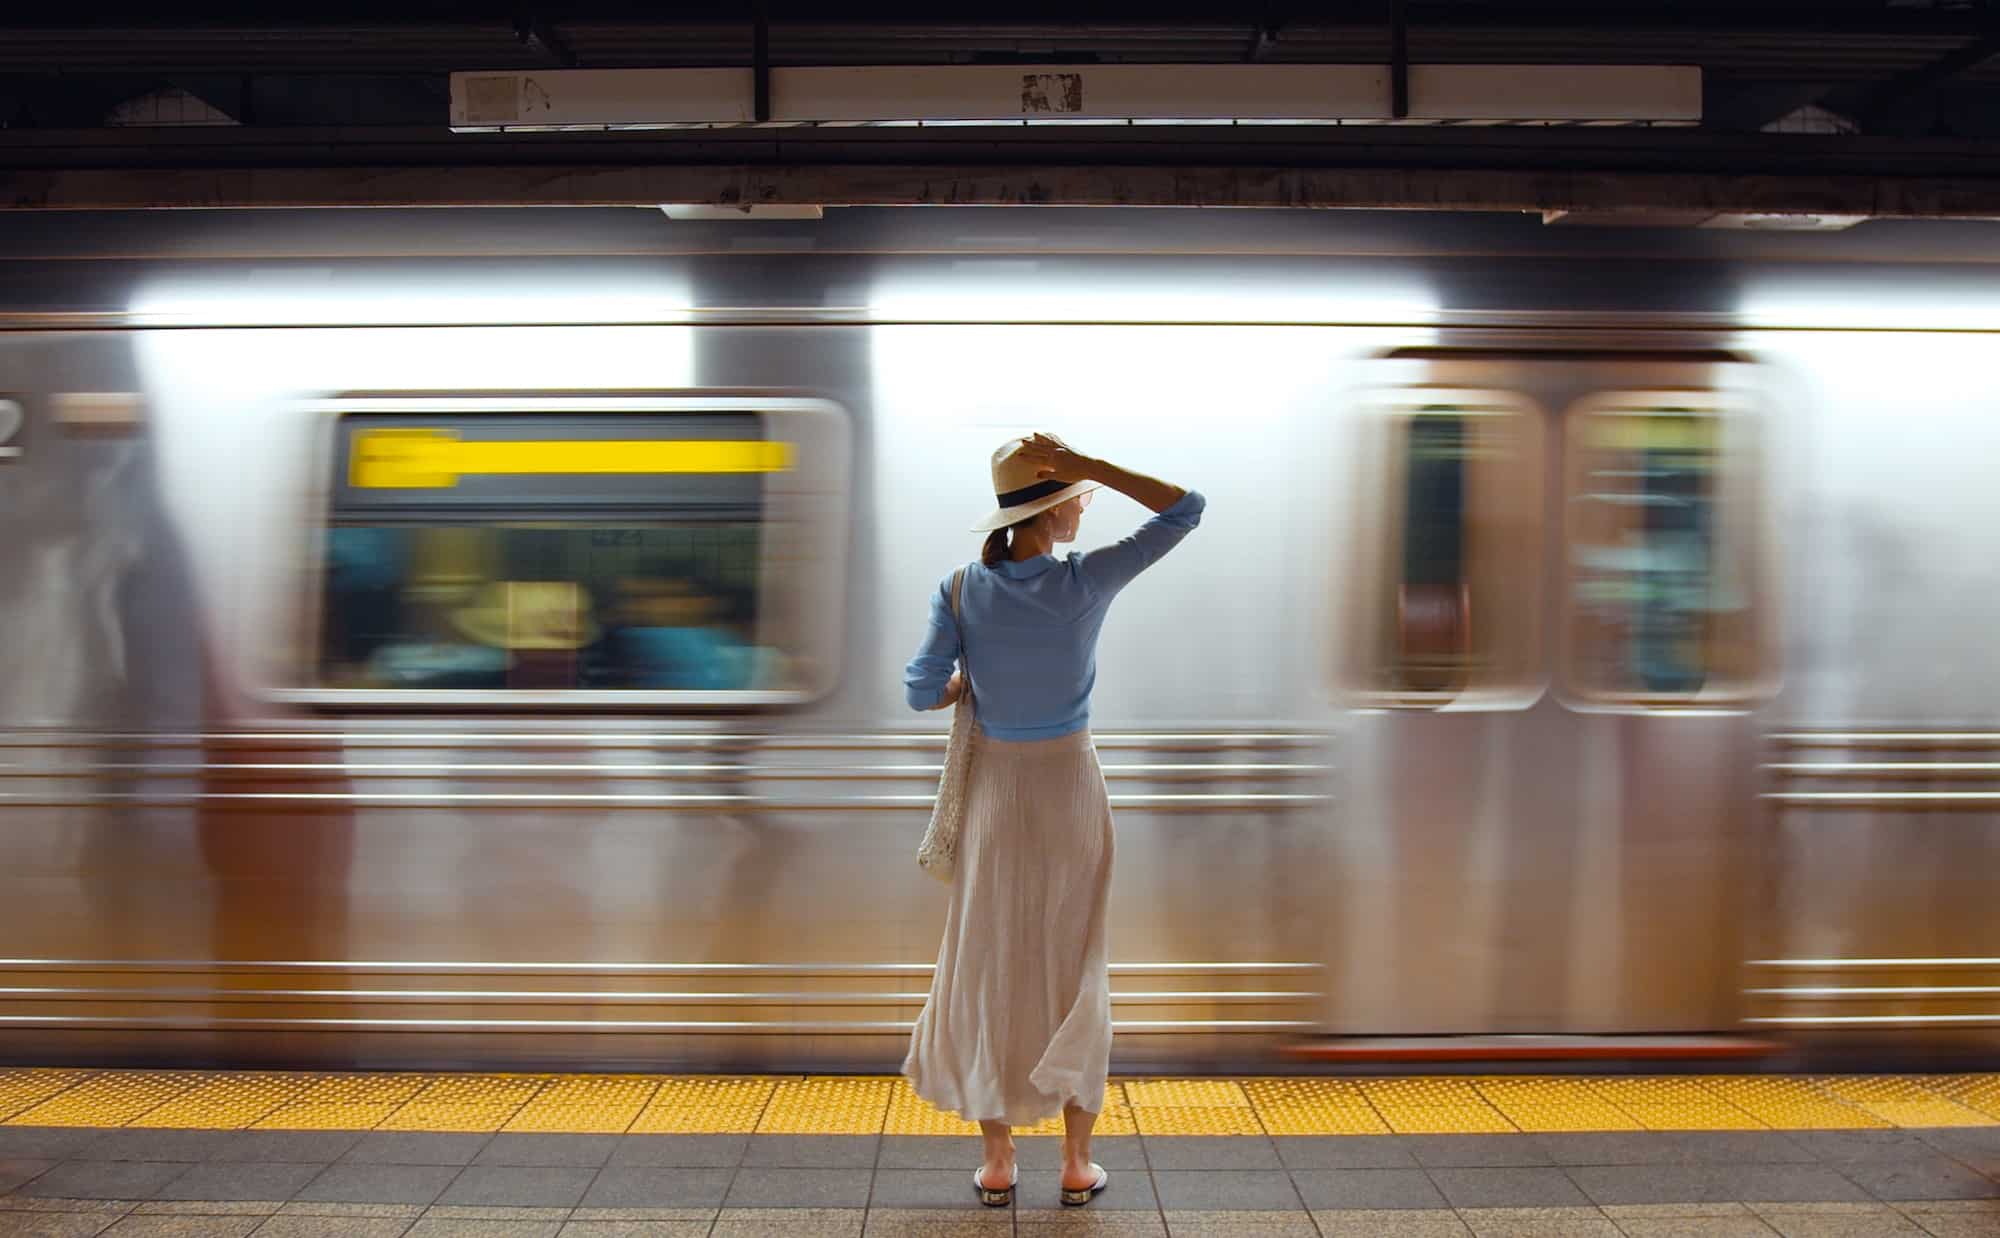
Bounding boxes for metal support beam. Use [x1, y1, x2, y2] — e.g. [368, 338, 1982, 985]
[514, 7, 578, 69]
[752, 0, 772, 124]
[1390, 0, 1409, 120]
[1861, 27, 2000, 130]
[6, 122, 2000, 217]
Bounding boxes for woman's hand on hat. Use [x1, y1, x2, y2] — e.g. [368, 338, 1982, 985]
[1018, 432, 1096, 482]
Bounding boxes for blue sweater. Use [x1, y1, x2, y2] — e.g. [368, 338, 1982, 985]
[903, 490, 1206, 739]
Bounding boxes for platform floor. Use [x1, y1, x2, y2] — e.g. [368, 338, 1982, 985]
[3, 1070, 2000, 1235]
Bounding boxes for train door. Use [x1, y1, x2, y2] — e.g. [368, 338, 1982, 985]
[1328, 349, 1777, 1036]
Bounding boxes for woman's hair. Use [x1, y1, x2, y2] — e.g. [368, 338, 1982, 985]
[980, 513, 1040, 568]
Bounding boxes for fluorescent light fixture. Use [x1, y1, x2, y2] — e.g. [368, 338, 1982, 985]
[658, 204, 825, 220]
[449, 64, 1700, 131]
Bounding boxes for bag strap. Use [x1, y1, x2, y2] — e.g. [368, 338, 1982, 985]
[949, 564, 972, 688]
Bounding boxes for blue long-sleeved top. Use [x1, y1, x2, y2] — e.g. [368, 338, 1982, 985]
[903, 490, 1206, 739]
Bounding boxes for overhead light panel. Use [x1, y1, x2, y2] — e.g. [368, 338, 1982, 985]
[450, 64, 1701, 132]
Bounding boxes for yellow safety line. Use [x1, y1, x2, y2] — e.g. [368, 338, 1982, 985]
[5, 1070, 1999, 1135]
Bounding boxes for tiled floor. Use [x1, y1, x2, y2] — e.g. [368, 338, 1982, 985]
[3, 1128, 2000, 1236]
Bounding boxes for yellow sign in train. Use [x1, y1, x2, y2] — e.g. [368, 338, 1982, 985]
[349, 428, 795, 489]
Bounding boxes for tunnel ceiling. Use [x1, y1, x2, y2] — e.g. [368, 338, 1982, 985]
[2, 1, 1998, 213]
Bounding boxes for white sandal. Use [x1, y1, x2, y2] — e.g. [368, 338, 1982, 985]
[974, 1162, 1017, 1207]
[1060, 1162, 1109, 1206]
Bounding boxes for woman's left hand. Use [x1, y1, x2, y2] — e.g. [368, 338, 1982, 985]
[931, 670, 965, 710]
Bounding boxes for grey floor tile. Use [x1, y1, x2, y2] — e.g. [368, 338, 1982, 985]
[1568, 1166, 1747, 1206]
[273, 1203, 425, 1219]
[1922, 1137, 2000, 1179]
[866, 1169, 998, 1211]
[0, 1213, 125, 1238]
[252, 1216, 415, 1238]
[1159, 1209, 1317, 1236]
[1784, 1132, 1942, 1165]
[342, 1136, 491, 1167]
[1906, 1213, 2000, 1237]
[0, 1134, 103, 1163]
[709, 1207, 864, 1236]
[76, 1137, 240, 1166]
[0, 1161, 55, 1194]
[129, 1206, 275, 1218]
[1714, 1166, 1873, 1204]
[1663, 1136, 1816, 1167]
[470, 1137, 616, 1170]
[97, 1217, 262, 1238]
[1013, 1168, 1158, 1212]
[558, 1223, 710, 1238]
[1743, 1203, 1898, 1217]
[579, 1169, 733, 1211]
[876, 1138, 981, 1170]
[1531, 1134, 1684, 1168]
[1311, 1211, 1473, 1237]
[721, 1168, 869, 1209]
[402, 1219, 561, 1238]
[98, 1216, 264, 1232]
[605, 1137, 745, 1169]
[1612, 1220, 1782, 1237]
[1150, 1171, 1300, 1211]
[1602, 1205, 1758, 1220]
[18, 1166, 192, 1202]
[151, 1164, 320, 1203]
[1432, 1169, 1592, 1210]
[291, 1165, 460, 1206]
[1291, 1169, 1447, 1211]
[862, 1209, 1011, 1237]
[0, 1201, 140, 1216]
[565, 1211, 714, 1224]
[1016, 1138, 1148, 1171]
[1404, 1137, 1555, 1169]
[1756, 1214, 1926, 1237]
[206, 1134, 361, 1166]
[1143, 1138, 1280, 1171]
[434, 1169, 594, 1210]
[1273, 1137, 1417, 1170]
[1013, 1212, 1167, 1234]
[424, 1209, 569, 1222]
[1454, 1206, 1621, 1237]
[1842, 1160, 2000, 1202]
[739, 1137, 877, 1169]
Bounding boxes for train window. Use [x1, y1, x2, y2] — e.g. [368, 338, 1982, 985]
[1559, 391, 1770, 707]
[296, 395, 850, 706]
[1346, 387, 1546, 708]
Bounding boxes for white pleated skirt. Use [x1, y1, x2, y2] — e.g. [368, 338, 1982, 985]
[902, 727, 1115, 1127]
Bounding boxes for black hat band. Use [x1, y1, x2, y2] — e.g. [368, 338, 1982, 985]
[994, 478, 1073, 508]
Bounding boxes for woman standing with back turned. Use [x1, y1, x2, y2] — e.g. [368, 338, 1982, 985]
[902, 432, 1205, 1207]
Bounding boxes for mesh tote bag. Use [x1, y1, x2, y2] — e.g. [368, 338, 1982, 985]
[917, 566, 975, 883]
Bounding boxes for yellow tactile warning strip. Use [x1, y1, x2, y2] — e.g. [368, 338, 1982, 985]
[5, 1069, 2000, 1135]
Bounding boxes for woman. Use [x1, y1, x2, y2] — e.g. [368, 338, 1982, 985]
[902, 432, 1205, 1207]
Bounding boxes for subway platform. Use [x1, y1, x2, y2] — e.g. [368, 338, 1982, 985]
[4, 1069, 2000, 1235]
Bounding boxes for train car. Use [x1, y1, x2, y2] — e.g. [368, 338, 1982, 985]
[1, 205, 1996, 1071]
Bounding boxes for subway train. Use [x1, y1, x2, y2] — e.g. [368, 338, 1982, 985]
[1, 204, 1997, 1072]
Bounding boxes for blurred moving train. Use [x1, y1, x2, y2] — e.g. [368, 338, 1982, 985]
[2, 205, 1997, 1071]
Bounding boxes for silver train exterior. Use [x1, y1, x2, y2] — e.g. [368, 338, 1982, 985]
[1, 206, 1996, 1071]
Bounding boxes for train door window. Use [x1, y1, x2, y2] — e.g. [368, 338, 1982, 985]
[1346, 387, 1545, 708]
[295, 394, 849, 707]
[1560, 391, 1771, 707]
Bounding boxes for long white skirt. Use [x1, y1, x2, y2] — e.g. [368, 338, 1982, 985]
[903, 727, 1115, 1127]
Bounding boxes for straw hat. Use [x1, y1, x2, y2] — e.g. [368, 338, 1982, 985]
[971, 438, 1102, 533]
[452, 581, 600, 651]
